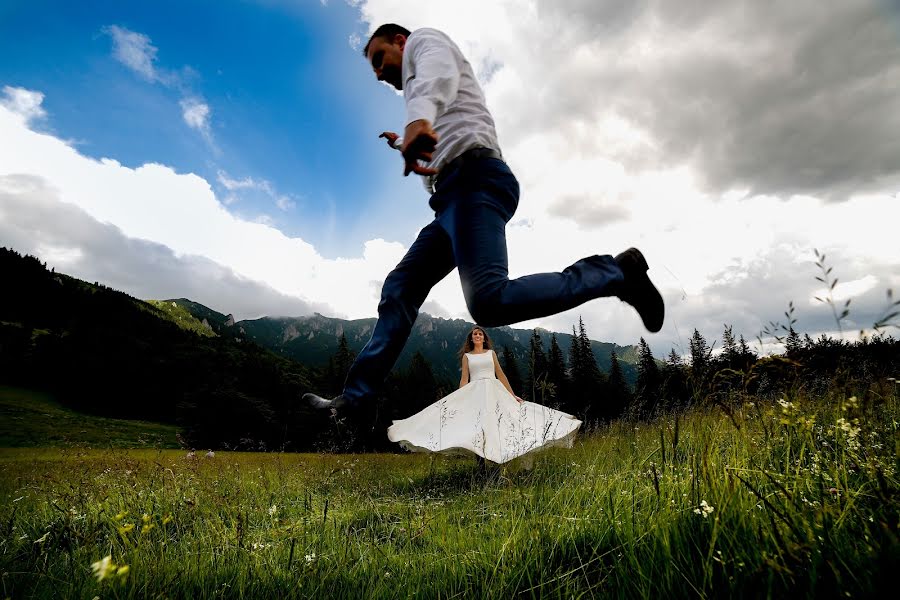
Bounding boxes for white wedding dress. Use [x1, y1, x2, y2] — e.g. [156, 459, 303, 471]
[387, 350, 581, 464]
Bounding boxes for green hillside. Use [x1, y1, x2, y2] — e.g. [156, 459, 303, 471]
[0, 247, 320, 451]
[0, 386, 179, 448]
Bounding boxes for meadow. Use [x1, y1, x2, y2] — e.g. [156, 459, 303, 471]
[1, 380, 897, 599]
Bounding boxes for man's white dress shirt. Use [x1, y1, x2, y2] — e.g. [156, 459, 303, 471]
[401, 28, 501, 187]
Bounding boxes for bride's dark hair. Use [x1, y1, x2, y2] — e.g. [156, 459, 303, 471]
[457, 326, 493, 360]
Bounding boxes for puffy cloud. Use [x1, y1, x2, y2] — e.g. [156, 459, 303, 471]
[0, 103, 404, 321]
[358, 0, 900, 200]
[0, 86, 46, 124]
[0, 174, 328, 320]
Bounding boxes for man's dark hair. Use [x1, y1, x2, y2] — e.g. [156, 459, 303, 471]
[362, 23, 411, 57]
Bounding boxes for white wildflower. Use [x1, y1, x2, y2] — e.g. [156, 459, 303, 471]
[91, 555, 116, 582]
[268, 504, 278, 517]
[694, 500, 714, 518]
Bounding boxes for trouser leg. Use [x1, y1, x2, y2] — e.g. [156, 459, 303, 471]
[342, 221, 456, 404]
[437, 159, 625, 327]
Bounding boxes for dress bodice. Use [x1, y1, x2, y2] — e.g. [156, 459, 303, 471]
[466, 350, 495, 381]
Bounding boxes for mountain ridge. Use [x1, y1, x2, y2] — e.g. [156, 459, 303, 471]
[165, 301, 641, 386]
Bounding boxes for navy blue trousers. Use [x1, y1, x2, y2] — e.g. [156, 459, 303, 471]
[342, 157, 624, 403]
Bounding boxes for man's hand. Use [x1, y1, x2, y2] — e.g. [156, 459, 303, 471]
[378, 131, 400, 149]
[400, 119, 439, 177]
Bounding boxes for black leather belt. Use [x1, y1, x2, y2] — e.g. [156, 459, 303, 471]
[432, 147, 503, 191]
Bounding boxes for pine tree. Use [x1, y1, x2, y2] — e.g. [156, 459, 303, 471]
[689, 329, 711, 398]
[607, 350, 631, 418]
[722, 324, 737, 368]
[500, 345, 524, 397]
[737, 334, 756, 370]
[328, 333, 356, 394]
[547, 334, 569, 409]
[785, 327, 802, 357]
[661, 349, 688, 410]
[525, 330, 549, 402]
[569, 317, 607, 422]
[634, 337, 661, 418]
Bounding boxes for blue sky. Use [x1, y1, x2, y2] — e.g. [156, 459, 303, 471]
[0, 0, 430, 257]
[1, 0, 898, 355]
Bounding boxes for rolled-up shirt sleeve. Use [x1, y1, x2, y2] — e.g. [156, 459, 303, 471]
[404, 30, 461, 127]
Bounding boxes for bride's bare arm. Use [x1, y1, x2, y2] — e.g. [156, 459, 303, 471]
[459, 355, 470, 389]
[492, 350, 523, 402]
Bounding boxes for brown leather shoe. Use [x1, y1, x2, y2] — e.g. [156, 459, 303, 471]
[614, 248, 664, 333]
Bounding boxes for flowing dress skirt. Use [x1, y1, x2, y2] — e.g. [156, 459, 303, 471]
[387, 378, 581, 464]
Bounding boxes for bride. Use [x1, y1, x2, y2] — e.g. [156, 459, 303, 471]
[387, 327, 582, 464]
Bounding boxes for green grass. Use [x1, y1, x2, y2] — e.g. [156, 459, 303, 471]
[0, 386, 180, 449]
[145, 299, 217, 338]
[1, 382, 898, 598]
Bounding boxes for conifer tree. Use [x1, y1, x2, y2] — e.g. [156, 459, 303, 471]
[526, 330, 549, 401]
[785, 327, 802, 357]
[607, 350, 631, 418]
[569, 317, 607, 422]
[661, 349, 689, 410]
[738, 334, 756, 370]
[634, 337, 661, 418]
[722, 324, 737, 367]
[547, 334, 569, 409]
[689, 329, 711, 398]
[500, 345, 524, 398]
[333, 333, 355, 387]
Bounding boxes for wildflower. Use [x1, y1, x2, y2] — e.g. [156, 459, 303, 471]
[91, 555, 117, 582]
[141, 523, 156, 535]
[777, 398, 793, 409]
[118, 523, 135, 535]
[305, 552, 316, 563]
[694, 500, 715, 518]
[162, 513, 173, 525]
[268, 504, 278, 517]
[142, 513, 152, 523]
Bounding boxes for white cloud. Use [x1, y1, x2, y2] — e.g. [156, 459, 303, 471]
[275, 195, 295, 211]
[0, 103, 403, 322]
[216, 170, 297, 212]
[104, 25, 162, 82]
[0, 86, 46, 124]
[180, 97, 211, 138]
[0, 174, 327, 320]
[104, 25, 214, 143]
